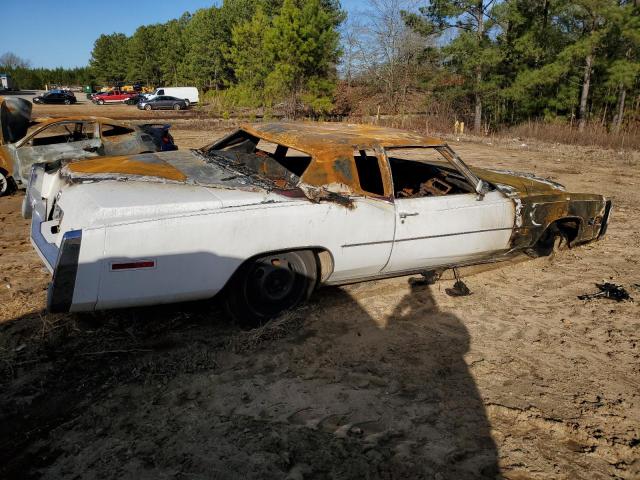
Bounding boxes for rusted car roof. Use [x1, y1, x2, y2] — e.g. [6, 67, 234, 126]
[242, 122, 445, 155]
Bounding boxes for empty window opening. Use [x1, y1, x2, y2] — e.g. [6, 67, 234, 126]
[102, 124, 134, 137]
[354, 149, 384, 196]
[29, 122, 95, 146]
[386, 147, 477, 199]
[207, 130, 312, 181]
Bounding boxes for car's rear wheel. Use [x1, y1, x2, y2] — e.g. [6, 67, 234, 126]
[173, 103, 181, 110]
[145, 104, 152, 111]
[184, 99, 190, 107]
[225, 250, 317, 326]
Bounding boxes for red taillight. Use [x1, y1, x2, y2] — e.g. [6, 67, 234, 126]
[111, 260, 155, 271]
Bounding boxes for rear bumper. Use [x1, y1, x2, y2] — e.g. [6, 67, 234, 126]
[30, 199, 82, 313]
[47, 230, 82, 313]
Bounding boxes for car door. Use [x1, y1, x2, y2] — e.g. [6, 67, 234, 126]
[13, 121, 102, 183]
[320, 147, 397, 282]
[381, 147, 515, 273]
[158, 96, 171, 109]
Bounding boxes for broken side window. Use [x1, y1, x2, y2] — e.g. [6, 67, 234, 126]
[386, 147, 476, 199]
[354, 149, 385, 196]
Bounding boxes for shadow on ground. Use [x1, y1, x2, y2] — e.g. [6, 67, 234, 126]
[0, 281, 499, 479]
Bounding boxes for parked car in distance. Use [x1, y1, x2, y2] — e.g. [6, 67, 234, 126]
[124, 94, 144, 105]
[27, 122, 611, 322]
[92, 90, 136, 105]
[147, 87, 199, 106]
[0, 96, 177, 195]
[137, 96, 188, 111]
[33, 90, 77, 105]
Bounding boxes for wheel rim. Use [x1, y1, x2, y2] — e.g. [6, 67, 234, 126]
[243, 254, 308, 317]
[174, 104, 180, 110]
[145, 105, 152, 110]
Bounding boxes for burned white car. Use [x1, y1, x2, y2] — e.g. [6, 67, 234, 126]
[0, 96, 176, 195]
[27, 122, 611, 321]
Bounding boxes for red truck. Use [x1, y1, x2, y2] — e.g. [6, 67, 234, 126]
[92, 90, 136, 105]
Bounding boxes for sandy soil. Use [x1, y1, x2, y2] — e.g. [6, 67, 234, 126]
[0, 107, 638, 479]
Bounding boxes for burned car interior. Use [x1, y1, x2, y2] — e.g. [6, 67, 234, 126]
[27, 122, 96, 146]
[386, 148, 478, 199]
[206, 129, 483, 200]
[206, 129, 313, 182]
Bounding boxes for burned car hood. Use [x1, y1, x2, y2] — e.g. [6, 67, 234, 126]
[0, 96, 32, 145]
[471, 166, 565, 196]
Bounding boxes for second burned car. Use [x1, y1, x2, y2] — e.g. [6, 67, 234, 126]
[0, 97, 176, 195]
[26, 122, 611, 322]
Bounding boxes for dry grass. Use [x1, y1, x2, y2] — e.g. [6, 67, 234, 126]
[228, 308, 307, 353]
[505, 120, 640, 151]
[343, 114, 640, 151]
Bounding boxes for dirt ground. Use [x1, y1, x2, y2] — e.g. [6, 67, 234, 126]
[0, 104, 638, 479]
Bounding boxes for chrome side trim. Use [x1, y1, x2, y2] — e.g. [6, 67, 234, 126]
[342, 227, 514, 248]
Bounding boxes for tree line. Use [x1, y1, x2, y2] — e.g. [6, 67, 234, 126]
[345, 0, 640, 133]
[0, 52, 92, 91]
[1, 0, 638, 134]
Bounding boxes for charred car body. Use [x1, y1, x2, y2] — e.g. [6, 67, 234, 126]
[0, 97, 176, 195]
[26, 122, 611, 321]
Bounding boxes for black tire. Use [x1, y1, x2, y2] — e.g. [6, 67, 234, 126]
[184, 99, 190, 107]
[173, 103, 181, 111]
[97, 99, 104, 105]
[64, 99, 71, 105]
[225, 250, 317, 326]
[145, 104, 152, 111]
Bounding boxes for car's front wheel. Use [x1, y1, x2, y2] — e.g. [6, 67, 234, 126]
[64, 99, 71, 105]
[145, 104, 152, 111]
[97, 99, 104, 105]
[173, 103, 181, 110]
[225, 250, 317, 326]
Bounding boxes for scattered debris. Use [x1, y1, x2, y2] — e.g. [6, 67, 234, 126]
[578, 283, 633, 302]
[408, 270, 442, 286]
[445, 269, 471, 297]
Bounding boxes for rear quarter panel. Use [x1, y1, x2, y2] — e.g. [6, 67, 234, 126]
[92, 198, 394, 310]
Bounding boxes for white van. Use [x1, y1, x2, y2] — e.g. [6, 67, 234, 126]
[149, 87, 199, 106]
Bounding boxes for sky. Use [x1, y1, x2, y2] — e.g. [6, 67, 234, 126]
[0, 0, 368, 69]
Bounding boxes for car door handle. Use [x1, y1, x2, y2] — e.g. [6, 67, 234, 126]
[83, 146, 98, 153]
[399, 212, 419, 219]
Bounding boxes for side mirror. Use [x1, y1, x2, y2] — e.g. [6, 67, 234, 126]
[475, 180, 490, 200]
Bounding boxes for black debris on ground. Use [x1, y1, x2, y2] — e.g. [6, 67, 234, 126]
[578, 283, 633, 302]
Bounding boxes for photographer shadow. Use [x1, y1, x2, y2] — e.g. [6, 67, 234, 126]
[295, 279, 500, 479]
